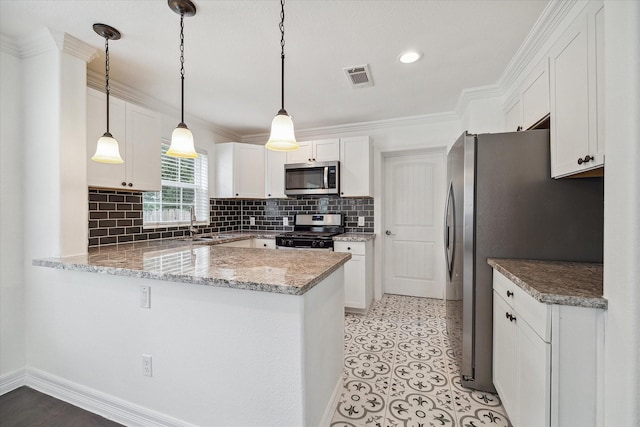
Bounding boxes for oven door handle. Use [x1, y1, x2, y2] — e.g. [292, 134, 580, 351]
[323, 167, 329, 189]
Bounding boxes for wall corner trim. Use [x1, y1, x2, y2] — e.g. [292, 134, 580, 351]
[16, 28, 97, 62]
[0, 368, 27, 396]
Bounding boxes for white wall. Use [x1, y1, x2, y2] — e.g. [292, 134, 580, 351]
[602, 1, 640, 425]
[0, 47, 25, 381]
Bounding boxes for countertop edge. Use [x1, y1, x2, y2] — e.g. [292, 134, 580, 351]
[33, 253, 351, 296]
[488, 258, 608, 310]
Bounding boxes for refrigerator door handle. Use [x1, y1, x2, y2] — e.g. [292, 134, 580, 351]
[444, 182, 455, 280]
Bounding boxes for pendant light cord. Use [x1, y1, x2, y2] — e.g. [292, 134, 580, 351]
[279, 0, 286, 113]
[105, 36, 111, 133]
[180, 13, 186, 124]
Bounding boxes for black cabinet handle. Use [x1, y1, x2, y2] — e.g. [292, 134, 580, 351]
[506, 290, 513, 297]
[516, 126, 523, 132]
[505, 312, 516, 322]
[578, 155, 594, 165]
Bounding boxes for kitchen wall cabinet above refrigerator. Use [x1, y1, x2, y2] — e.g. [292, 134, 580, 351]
[86, 88, 161, 192]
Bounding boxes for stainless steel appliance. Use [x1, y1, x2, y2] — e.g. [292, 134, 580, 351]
[284, 161, 339, 196]
[445, 130, 604, 392]
[276, 214, 344, 250]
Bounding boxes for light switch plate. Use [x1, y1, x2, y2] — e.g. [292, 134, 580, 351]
[140, 285, 150, 308]
[358, 216, 365, 227]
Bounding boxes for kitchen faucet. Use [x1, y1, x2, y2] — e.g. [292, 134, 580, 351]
[189, 206, 197, 237]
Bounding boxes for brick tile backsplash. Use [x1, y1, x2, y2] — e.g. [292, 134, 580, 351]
[88, 189, 374, 247]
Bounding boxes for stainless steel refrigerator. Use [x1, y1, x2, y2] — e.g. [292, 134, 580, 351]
[444, 130, 604, 393]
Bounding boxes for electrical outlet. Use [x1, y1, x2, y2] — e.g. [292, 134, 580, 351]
[250, 217, 256, 226]
[283, 217, 289, 226]
[142, 354, 152, 377]
[358, 216, 365, 227]
[140, 286, 150, 309]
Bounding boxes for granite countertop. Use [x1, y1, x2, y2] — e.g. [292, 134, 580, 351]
[33, 239, 351, 296]
[333, 233, 376, 242]
[487, 258, 606, 309]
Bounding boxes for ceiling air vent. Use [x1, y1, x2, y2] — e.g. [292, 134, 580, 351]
[344, 64, 374, 88]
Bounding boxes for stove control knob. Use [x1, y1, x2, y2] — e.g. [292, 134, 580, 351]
[312, 241, 318, 248]
[319, 241, 325, 248]
[288, 239, 294, 246]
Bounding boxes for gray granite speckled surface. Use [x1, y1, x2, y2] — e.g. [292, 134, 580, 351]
[33, 239, 350, 295]
[488, 258, 606, 309]
[333, 233, 376, 242]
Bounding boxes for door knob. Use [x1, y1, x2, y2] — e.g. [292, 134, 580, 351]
[385, 230, 395, 236]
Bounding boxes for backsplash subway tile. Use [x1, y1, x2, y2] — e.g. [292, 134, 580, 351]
[88, 190, 374, 247]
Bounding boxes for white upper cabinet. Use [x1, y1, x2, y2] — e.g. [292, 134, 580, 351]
[215, 142, 265, 198]
[286, 139, 339, 164]
[549, 1, 604, 178]
[86, 88, 161, 192]
[265, 149, 286, 198]
[339, 136, 372, 197]
[521, 59, 550, 130]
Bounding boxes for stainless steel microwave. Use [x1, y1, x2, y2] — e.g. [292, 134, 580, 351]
[284, 161, 340, 196]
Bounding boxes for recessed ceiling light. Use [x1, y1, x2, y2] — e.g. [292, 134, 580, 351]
[398, 51, 422, 64]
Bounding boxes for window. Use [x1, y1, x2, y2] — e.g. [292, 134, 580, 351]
[143, 142, 209, 227]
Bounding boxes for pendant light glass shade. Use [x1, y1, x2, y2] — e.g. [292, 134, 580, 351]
[266, 111, 298, 151]
[167, 123, 197, 158]
[92, 23, 123, 164]
[168, 0, 198, 159]
[266, 0, 298, 152]
[92, 132, 123, 163]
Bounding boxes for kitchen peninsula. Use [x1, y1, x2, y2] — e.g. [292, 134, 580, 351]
[32, 241, 350, 427]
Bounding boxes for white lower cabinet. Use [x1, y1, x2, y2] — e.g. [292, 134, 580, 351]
[334, 240, 373, 311]
[492, 270, 603, 427]
[252, 238, 276, 249]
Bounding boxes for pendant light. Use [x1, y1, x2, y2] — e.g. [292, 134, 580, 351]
[91, 24, 123, 164]
[266, 0, 299, 152]
[167, 0, 198, 159]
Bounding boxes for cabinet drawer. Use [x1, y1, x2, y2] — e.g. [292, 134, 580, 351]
[334, 242, 365, 255]
[253, 238, 276, 249]
[493, 271, 551, 342]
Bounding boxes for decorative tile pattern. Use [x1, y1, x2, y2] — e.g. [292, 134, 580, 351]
[332, 295, 511, 427]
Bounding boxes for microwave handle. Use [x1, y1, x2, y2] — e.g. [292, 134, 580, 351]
[324, 167, 329, 189]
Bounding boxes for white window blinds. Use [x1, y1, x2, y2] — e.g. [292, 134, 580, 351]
[143, 142, 209, 227]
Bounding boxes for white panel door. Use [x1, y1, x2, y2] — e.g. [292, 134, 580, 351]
[383, 152, 445, 298]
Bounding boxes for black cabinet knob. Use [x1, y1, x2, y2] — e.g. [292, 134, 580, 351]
[584, 155, 594, 163]
[577, 157, 584, 165]
[506, 290, 513, 297]
[263, 243, 267, 247]
[128, 182, 133, 187]
[121, 182, 127, 186]
[308, 158, 312, 162]
[347, 247, 351, 251]
[235, 193, 239, 196]
[516, 126, 523, 132]
[268, 194, 271, 197]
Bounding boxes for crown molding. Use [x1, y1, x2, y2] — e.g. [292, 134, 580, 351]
[0, 34, 20, 57]
[240, 111, 460, 144]
[87, 69, 241, 141]
[454, 84, 504, 117]
[13, 28, 97, 62]
[498, 0, 581, 96]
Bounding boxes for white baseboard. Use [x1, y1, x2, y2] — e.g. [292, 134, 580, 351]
[21, 368, 196, 427]
[319, 375, 344, 427]
[0, 368, 27, 395]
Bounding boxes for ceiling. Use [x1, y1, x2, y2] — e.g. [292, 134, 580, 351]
[0, 0, 549, 137]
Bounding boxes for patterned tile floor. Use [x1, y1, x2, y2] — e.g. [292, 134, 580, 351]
[331, 294, 511, 427]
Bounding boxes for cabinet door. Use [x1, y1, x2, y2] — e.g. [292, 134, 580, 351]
[344, 255, 366, 309]
[549, 12, 601, 177]
[517, 318, 551, 427]
[493, 292, 518, 422]
[235, 144, 265, 198]
[126, 103, 161, 191]
[87, 88, 127, 189]
[265, 149, 286, 198]
[522, 59, 550, 130]
[217, 239, 252, 248]
[504, 99, 522, 132]
[313, 139, 340, 162]
[340, 136, 372, 197]
[286, 141, 313, 164]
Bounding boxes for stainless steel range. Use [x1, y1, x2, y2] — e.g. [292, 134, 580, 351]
[276, 214, 344, 250]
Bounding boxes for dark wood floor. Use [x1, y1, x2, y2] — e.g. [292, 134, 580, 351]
[0, 386, 123, 427]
